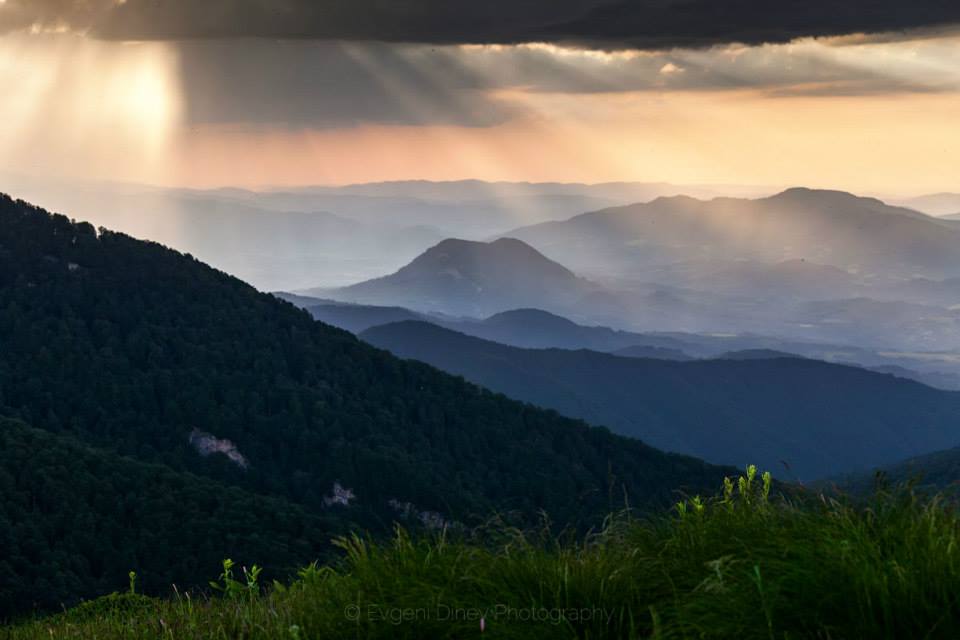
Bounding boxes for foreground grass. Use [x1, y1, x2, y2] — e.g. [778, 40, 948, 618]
[5, 469, 960, 639]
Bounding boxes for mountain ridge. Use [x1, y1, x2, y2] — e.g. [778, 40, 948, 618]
[504, 188, 960, 280]
[317, 237, 606, 317]
[361, 320, 960, 480]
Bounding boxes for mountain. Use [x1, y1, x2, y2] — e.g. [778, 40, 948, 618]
[0, 181, 449, 292]
[361, 321, 960, 480]
[877, 446, 960, 489]
[0, 194, 735, 613]
[266, 178, 763, 204]
[305, 301, 428, 334]
[439, 308, 666, 352]
[865, 365, 960, 393]
[715, 349, 803, 360]
[289, 299, 960, 390]
[890, 193, 960, 217]
[506, 188, 960, 280]
[610, 345, 695, 360]
[495, 189, 960, 347]
[315, 238, 609, 317]
[831, 445, 960, 494]
[239, 189, 620, 234]
[5, 177, 762, 292]
[272, 291, 333, 308]
[273, 294, 432, 334]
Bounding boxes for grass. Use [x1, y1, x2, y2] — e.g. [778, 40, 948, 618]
[4, 467, 960, 639]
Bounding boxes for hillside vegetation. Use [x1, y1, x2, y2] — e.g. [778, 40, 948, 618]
[5, 470, 959, 639]
[0, 419, 337, 619]
[0, 194, 734, 616]
[361, 320, 960, 479]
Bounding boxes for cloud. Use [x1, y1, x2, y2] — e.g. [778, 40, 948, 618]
[174, 41, 519, 128]
[2, 0, 959, 50]
[454, 37, 960, 96]
[169, 34, 960, 131]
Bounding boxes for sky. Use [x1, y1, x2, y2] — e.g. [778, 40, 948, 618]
[0, 1, 958, 194]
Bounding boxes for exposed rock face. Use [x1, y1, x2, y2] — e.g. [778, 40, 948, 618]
[188, 429, 249, 469]
[323, 482, 356, 507]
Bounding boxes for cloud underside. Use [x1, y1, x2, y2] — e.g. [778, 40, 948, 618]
[3, 0, 959, 48]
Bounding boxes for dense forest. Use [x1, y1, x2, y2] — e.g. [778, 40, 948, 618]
[0, 418, 339, 618]
[0, 194, 733, 617]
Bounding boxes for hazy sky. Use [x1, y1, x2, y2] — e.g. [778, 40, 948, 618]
[0, 2, 958, 193]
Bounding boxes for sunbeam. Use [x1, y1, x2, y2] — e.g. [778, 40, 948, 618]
[0, 33, 181, 183]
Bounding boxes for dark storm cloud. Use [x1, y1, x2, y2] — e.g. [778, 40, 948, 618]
[4, 2, 954, 131]
[3, 0, 960, 49]
[175, 41, 518, 127]
[171, 36, 957, 130]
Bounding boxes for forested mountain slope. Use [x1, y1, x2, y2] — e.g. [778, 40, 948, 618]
[0, 194, 731, 545]
[362, 321, 960, 480]
[0, 418, 339, 619]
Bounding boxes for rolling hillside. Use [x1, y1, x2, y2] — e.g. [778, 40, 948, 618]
[362, 321, 960, 480]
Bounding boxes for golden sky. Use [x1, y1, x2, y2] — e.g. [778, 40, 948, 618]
[0, 31, 958, 194]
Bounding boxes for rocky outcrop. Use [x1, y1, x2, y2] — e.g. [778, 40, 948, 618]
[188, 429, 249, 469]
[323, 482, 356, 507]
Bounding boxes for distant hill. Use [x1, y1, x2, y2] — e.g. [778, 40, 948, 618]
[272, 291, 332, 308]
[274, 294, 435, 333]
[830, 445, 960, 494]
[287, 299, 960, 390]
[506, 188, 960, 280]
[317, 238, 609, 317]
[865, 365, 960, 392]
[600, 344, 694, 361]
[439, 308, 680, 352]
[0, 194, 735, 614]
[2, 176, 768, 293]
[494, 189, 960, 348]
[3, 183, 450, 291]
[891, 193, 960, 217]
[715, 349, 804, 360]
[280, 178, 763, 203]
[361, 321, 960, 480]
[306, 302, 427, 334]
